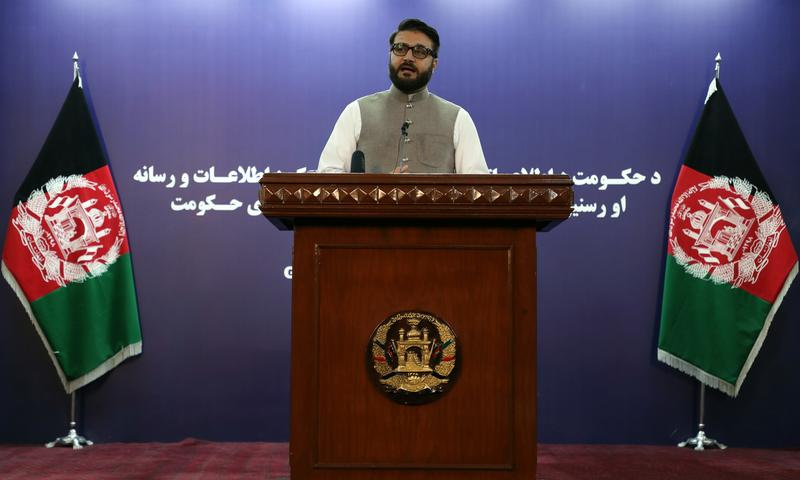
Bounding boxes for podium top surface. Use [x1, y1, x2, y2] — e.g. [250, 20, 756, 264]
[259, 173, 573, 230]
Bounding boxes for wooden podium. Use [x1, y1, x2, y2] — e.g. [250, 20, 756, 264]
[260, 173, 572, 480]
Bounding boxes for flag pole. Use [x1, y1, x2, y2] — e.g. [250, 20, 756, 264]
[45, 391, 93, 449]
[676, 53, 728, 452]
[44, 52, 93, 450]
[678, 383, 726, 450]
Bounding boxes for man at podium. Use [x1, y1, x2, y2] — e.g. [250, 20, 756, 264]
[318, 18, 489, 174]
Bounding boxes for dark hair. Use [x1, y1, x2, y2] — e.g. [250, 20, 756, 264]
[389, 18, 440, 58]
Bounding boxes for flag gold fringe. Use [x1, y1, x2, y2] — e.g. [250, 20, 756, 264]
[1, 260, 68, 389]
[66, 341, 142, 393]
[659, 261, 798, 397]
[733, 261, 798, 396]
[657, 348, 736, 397]
[2, 260, 141, 394]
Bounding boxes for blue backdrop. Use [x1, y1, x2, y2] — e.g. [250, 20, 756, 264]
[1, 0, 798, 447]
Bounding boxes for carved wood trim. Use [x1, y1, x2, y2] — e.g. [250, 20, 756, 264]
[260, 173, 573, 229]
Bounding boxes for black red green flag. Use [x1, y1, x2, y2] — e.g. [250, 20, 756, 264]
[658, 78, 798, 396]
[2, 77, 142, 393]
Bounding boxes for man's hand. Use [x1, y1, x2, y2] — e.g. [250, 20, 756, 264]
[391, 164, 409, 174]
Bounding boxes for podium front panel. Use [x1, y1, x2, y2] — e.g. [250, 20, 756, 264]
[289, 221, 537, 479]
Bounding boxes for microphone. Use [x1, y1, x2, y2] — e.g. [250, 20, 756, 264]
[350, 150, 365, 173]
[393, 121, 412, 173]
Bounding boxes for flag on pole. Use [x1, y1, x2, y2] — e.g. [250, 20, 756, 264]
[1, 77, 142, 394]
[658, 78, 798, 397]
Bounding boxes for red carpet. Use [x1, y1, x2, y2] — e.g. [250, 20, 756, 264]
[1, 439, 797, 479]
[0, 438, 288, 480]
[538, 444, 800, 480]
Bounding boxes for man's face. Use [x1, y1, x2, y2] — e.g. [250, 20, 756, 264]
[388, 30, 438, 94]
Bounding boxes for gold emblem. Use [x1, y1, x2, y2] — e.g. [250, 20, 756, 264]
[367, 311, 458, 405]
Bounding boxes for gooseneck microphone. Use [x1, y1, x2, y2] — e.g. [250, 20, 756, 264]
[350, 150, 365, 173]
[394, 120, 412, 172]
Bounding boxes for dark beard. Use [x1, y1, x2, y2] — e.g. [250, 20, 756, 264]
[389, 62, 433, 94]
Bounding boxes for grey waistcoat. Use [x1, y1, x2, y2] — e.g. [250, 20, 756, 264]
[357, 86, 460, 173]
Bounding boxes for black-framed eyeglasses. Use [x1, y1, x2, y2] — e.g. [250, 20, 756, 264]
[391, 42, 436, 60]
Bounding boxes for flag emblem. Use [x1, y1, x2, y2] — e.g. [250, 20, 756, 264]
[669, 175, 787, 288]
[12, 174, 125, 287]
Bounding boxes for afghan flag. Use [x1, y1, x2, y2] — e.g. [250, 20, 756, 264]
[657, 78, 798, 397]
[1, 77, 142, 394]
